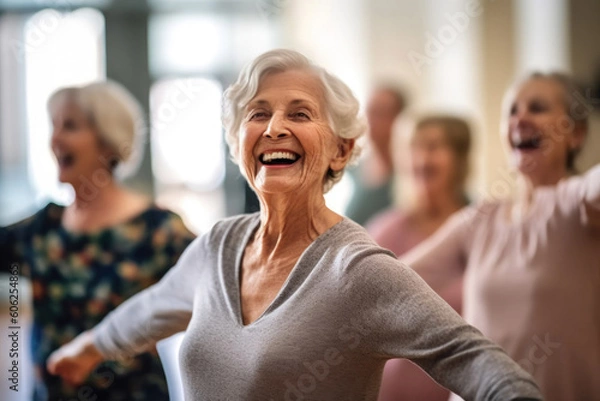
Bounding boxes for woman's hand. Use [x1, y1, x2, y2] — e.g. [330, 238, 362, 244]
[47, 330, 105, 386]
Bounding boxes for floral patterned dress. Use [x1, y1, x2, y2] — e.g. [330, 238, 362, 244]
[0, 202, 196, 401]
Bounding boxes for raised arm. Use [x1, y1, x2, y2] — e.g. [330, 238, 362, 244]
[48, 235, 204, 384]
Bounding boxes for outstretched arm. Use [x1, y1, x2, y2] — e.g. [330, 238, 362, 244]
[47, 235, 205, 385]
[351, 254, 542, 401]
[400, 207, 474, 294]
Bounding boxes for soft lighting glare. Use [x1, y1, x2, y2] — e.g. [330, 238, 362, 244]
[150, 77, 225, 191]
[148, 14, 228, 75]
[24, 8, 105, 205]
[325, 173, 354, 215]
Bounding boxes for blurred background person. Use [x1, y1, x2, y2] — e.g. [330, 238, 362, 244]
[344, 85, 407, 225]
[367, 115, 471, 256]
[402, 72, 600, 401]
[0, 80, 196, 401]
[368, 115, 471, 401]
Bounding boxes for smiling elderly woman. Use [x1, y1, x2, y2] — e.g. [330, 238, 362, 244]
[47, 50, 542, 401]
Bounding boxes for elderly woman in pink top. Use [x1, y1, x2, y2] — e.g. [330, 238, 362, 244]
[368, 115, 472, 401]
[400, 72, 600, 401]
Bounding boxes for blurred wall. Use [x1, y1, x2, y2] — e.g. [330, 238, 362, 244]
[1, 0, 599, 226]
[570, 0, 600, 172]
[280, 0, 600, 204]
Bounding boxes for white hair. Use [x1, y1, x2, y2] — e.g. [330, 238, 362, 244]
[223, 49, 366, 192]
[47, 80, 145, 179]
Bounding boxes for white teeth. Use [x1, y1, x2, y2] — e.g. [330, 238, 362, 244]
[262, 151, 297, 162]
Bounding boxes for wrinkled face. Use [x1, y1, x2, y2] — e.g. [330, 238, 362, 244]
[239, 69, 351, 197]
[366, 89, 401, 147]
[409, 124, 457, 195]
[504, 78, 584, 184]
[50, 100, 114, 186]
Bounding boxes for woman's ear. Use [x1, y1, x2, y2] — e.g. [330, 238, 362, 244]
[329, 137, 355, 172]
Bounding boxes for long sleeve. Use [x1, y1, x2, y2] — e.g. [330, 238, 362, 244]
[89, 214, 541, 401]
[399, 206, 475, 293]
[93, 235, 205, 360]
[342, 248, 542, 401]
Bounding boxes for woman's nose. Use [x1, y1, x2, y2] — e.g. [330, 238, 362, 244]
[510, 109, 533, 130]
[264, 113, 290, 139]
[50, 125, 65, 149]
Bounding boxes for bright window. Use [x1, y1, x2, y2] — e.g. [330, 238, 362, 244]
[150, 77, 226, 233]
[148, 14, 229, 76]
[24, 7, 106, 205]
[148, 13, 278, 76]
[150, 77, 225, 190]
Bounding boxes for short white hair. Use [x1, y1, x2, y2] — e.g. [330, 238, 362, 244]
[222, 49, 366, 192]
[47, 80, 145, 179]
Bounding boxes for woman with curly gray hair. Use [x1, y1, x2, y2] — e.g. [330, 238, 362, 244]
[47, 50, 542, 401]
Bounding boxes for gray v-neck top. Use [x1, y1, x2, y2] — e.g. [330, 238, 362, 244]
[94, 213, 541, 401]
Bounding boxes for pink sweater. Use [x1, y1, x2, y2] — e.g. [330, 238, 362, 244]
[403, 166, 600, 401]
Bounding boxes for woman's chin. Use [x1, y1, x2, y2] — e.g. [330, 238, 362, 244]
[511, 151, 543, 175]
[254, 171, 303, 192]
[255, 180, 317, 200]
[257, 184, 302, 196]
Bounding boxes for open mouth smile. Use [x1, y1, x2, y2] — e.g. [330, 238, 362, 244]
[259, 151, 300, 166]
[55, 152, 76, 168]
[512, 136, 542, 151]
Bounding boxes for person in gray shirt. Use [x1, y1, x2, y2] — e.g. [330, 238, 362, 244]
[47, 49, 542, 401]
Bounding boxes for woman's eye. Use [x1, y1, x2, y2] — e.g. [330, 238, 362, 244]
[63, 119, 77, 130]
[250, 112, 269, 120]
[509, 104, 518, 116]
[529, 101, 548, 113]
[292, 112, 310, 120]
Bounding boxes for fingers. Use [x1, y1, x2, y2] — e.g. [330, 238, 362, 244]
[46, 351, 59, 375]
[47, 350, 87, 386]
[46, 331, 103, 386]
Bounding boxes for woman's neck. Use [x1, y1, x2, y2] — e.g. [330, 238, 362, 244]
[510, 170, 570, 223]
[71, 179, 122, 211]
[254, 192, 341, 259]
[523, 165, 570, 189]
[63, 180, 150, 233]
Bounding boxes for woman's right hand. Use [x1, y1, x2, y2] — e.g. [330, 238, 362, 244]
[47, 330, 105, 386]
